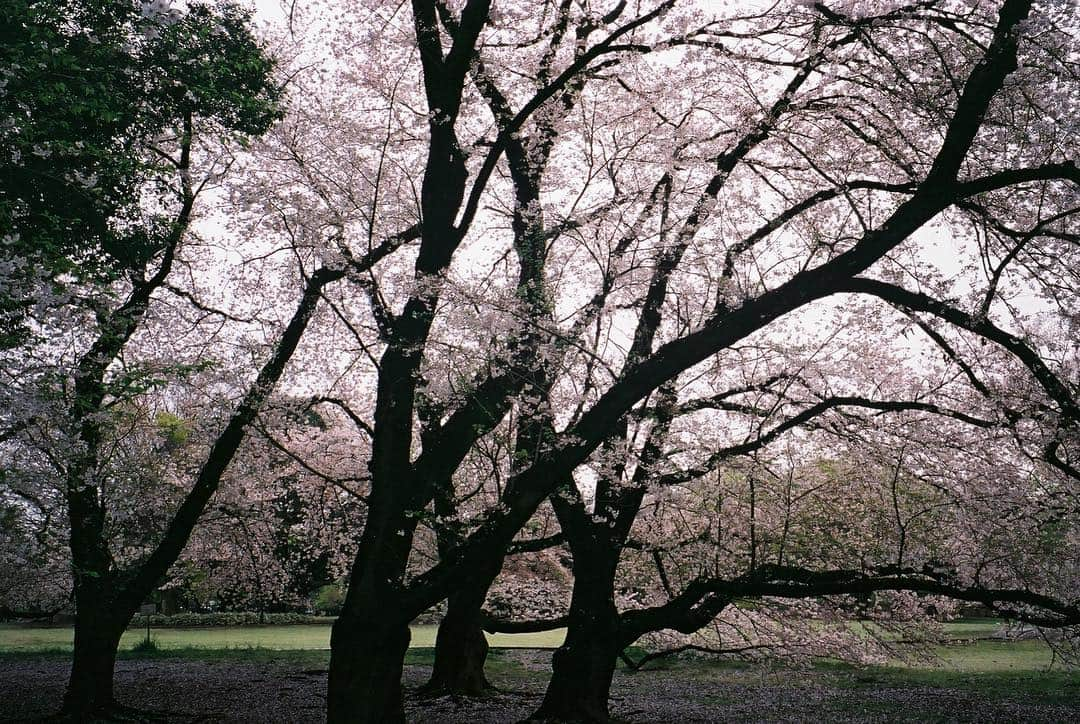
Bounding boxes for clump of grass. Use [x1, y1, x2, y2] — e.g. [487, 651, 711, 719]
[130, 637, 161, 654]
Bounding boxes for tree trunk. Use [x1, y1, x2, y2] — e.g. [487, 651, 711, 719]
[327, 610, 412, 724]
[422, 583, 492, 696]
[529, 608, 621, 722]
[528, 554, 622, 723]
[62, 601, 126, 718]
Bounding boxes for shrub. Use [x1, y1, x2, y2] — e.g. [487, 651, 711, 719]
[127, 611, 330, 628]
[311, 584, 345, 616]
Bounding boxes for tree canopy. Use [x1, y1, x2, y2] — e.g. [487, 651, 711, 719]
[0, 0, 280, 346]
[1, 1, 1078, 722]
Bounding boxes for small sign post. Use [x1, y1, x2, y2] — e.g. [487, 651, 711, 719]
[140, 603, 156, 647]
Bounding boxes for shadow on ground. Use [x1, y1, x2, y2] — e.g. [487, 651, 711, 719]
[1, 650, 1077, 722]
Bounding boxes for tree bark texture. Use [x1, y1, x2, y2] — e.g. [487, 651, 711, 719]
[327, 611, 412, 724]
[423, 582, 493, 696]
[528, 550, 622, 723]
[62, 592, 127, 718]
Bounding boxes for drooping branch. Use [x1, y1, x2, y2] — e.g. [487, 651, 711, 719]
[654, 395, 997, 490]
[840, 277, 1079, 424]
[506, 532, 566, 555]
[954, 162, 1080, 199]
[622, 643, 773, 671]
[252, 420, 369, 500]
[479, 613, 569, 635]
[308, 396, 375, 439]
[620, 563, 1080, 642]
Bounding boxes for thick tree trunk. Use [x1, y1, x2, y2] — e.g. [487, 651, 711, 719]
[62, 601, 126, 718]
[528, 554, 622, 723]
[422, 583, 492, 696]
[530, 609, 621, 722]
[327, 609, 412, 724]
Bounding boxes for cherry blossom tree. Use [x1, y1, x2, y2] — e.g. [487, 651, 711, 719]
[172, 399, 368, 613]
[278, 1, 1080, 721]
[7, 0, 1078, 721]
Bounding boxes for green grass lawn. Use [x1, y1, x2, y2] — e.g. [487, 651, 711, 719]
[855, 618, 1066, 672]
[0, 622, 566, 653]
[932, 637, 1061, 671]
[1, 619, 1075, 714]
[2, 619, 1074, 700]
[0, 627, 1073, 723]
[812, 640, 1080, 709]
[632, 621, 1078, 709]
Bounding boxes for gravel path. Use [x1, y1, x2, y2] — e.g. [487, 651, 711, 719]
[1, 652, 1076, 722]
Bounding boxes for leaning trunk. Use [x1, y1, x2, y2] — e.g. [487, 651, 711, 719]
[327, 514, 418, 723]
[422, 583, 492, 696]
[528, 554, 621, 723]
[62, 591, 128, 718]
[327, 609, 412, 723]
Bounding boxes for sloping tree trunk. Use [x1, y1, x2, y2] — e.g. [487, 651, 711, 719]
[58, 268, 339, 718]
[528, 547, 622, 723]
[328, 609, 412, 723]
[422, 580, 493, 696]
[420, 458, 505, 697]
[424, 531, 568, 696]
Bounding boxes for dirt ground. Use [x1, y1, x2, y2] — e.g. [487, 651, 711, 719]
[1, 650, 1077, 723]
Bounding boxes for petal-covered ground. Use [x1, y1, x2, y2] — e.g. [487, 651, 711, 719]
[2, 650, 1078, 723]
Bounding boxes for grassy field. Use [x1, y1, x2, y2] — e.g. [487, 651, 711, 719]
[625, 620, 1079, 709]
[0, 619, 1075, 720]
[0, 622, 566, 653]
[1, 619, 1074, 698]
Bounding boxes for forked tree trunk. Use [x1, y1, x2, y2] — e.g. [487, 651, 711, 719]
[528, 553, 622, 723]
[422, 584, 492, 696]
[327, 609, 412, 724]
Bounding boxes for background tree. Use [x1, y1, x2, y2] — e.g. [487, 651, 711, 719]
[0, 0, 281, 346]
[0, 1, 339, 716]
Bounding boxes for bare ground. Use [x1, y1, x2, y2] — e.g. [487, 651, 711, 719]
[1, 650, 1076, 723]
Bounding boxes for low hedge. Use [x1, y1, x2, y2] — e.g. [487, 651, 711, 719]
[126, 612, 333, 628]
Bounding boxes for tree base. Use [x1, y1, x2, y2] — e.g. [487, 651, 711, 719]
[327, 615, 412, 723]
[423, 599, 494, 699]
